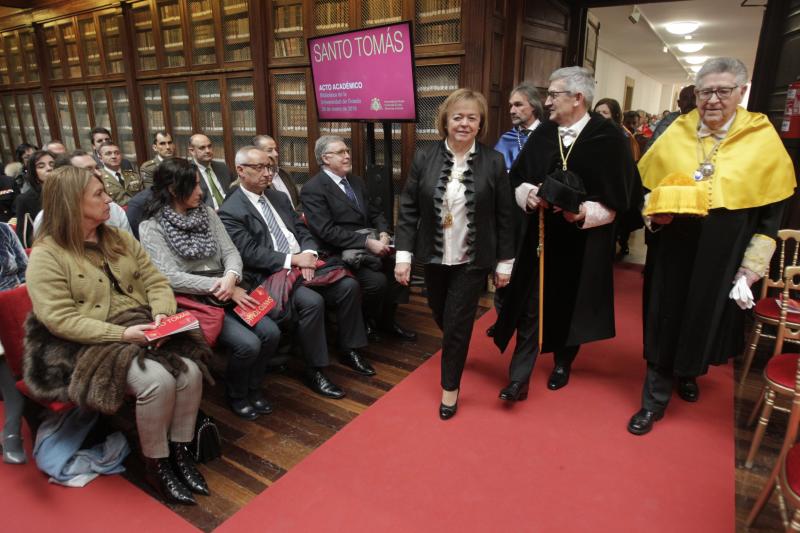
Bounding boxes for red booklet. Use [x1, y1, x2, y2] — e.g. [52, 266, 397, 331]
[777, 298, 800, 314]
[234, 286, 276, 327]
[144, 311, 200, 342]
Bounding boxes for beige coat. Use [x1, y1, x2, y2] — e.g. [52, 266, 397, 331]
[26, 228, 176, 344]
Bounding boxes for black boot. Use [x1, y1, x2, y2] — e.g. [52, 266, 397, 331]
[144, 457, 196, 505]
[169, 442, 210, 496]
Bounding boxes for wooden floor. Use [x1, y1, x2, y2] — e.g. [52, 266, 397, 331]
[113, 285, 784, 532]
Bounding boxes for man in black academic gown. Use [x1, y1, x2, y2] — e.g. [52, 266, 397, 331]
[493, 66, 637, 393]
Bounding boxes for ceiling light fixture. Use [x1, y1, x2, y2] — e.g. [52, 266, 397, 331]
[666, 21, 700, 35]
[685, 56, 707, 65]
[684, 35, 693, 40]
[690, 66, 702, 73]
[663, 45, 668, 53]
[677, 42, 704, 53]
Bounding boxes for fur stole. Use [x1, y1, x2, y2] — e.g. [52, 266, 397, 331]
[23, 306, 214, 414]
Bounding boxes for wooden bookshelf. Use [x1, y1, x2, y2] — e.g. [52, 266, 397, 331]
[132, 2, 158, 71]
[361, 0, 403, 27]
[313, 0, 349, 34]
[189, 0, 217, 66]
[110, 87, 137, 161]
[0, 100, 11, 162]
[31, 93, 50, 146]
[99, 12, 125, 75]
[415, 0, 461, 46]
[16, 94, 36, 145]
[3, 32, 23, 85]
[272, 0, 304, 60]
[414, 62, 460, 150]
[19, 29, 39, 84]
[1, 94, 22, 149]
[156, 0, 186, 68]
[78, 17, 102, 77]
[271, 70, 310, 183]
[222, 0, 251, 63]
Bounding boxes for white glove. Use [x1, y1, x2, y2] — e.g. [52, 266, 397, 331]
[729, 275, 755, 310]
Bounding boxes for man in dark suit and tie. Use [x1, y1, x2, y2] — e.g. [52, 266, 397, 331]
[301, 135, 416, 342]
[189, 133, 232, 210]
[218, 146, 373, 399]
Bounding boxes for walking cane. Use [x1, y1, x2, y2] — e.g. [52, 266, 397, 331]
[537, 207, 544, 352]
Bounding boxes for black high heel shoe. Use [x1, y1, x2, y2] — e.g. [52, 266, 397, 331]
[169, 442, 210, 496]
[499, 381, 529, 402]
[144, 457, 196, 505]
[439, 390, 459, 420]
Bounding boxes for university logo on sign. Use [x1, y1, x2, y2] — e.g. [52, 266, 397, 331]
[371, 97, 383, 111]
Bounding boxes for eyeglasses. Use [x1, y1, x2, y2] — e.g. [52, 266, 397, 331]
[695, 85, 739, 101]
[546, 90, 572, 100]
[240, 163, 275, 173]
[324, 149, 351, 157]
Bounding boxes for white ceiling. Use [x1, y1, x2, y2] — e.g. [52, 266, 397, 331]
[590, 1, 766, 86]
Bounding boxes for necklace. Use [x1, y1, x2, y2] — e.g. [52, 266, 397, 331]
[557, 128, 581, 171]
[694, 134, 723, 181]
[516, 127, 529, 150]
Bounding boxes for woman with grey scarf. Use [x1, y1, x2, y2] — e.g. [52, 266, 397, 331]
[139, 158, 280, 421]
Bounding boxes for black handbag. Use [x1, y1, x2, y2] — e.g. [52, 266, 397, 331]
[189, 269, 234, 308]
[191, 409, 222, 463]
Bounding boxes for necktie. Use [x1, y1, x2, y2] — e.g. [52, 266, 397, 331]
[115, 171, 125, 187]
[206, 167, 224, 208]
[257, 196, 291, 253]
[340, 177, 359, 208]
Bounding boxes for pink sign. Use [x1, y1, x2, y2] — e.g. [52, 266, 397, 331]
[308, 22, 417, 122]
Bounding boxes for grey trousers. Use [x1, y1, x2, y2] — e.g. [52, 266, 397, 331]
[126, 357, 202, 459]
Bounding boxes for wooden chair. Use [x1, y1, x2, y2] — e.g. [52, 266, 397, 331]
[747, 341, 800, 529]
[746, 266, 800, 468]
[740, 229, 800, 385]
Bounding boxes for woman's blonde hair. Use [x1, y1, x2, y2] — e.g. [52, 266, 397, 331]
[435, 88, 488, 141]
[36, 165, 125, 260]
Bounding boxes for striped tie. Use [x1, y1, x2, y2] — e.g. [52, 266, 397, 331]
[258, 196, 292, 253]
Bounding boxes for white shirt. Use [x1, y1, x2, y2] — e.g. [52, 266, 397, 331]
[270, 168, 294, 208]
[322, 168, 355, 199]
[396, 141, 514, 275]
[33, 202, 132, 235]
[193, 159, 226, 210]
[526, 119, 541, 133]
[241, 186, 315, 270]
[515, 111, 614, 230]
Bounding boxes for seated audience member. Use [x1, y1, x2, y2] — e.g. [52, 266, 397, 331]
[13, 143, 37, 192]
[252, 134, 301, 210]
[34, 151, 132, 234]
[126, 187, 153, 239]
[140, 158, 279, 421]
[44, 140, 66, 156]
[0, 221, 27, 464]
[0, 164, 19, 222]
[218, 147, 373, 399]
[188, 134, 231, 210]
[140, 131, 175, 185]
[90, 127, 136, 172]
[98, 141, 148, 206]
[301, 135, 416, 341]
[24, 165, 212, 505]
[15, 150, 54, 247]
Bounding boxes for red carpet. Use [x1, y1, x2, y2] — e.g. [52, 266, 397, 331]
[218, 267, 734, 532]
[0, 407, 198, 532]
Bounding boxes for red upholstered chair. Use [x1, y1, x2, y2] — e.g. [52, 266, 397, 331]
[747, 266, 800, 468]
[0, 285, 74, 413]
[741, 230, 800, 385]
[747, 347, 800, 528]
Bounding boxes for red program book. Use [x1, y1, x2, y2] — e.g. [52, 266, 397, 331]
[233, 286, 276, 327]
[144, 311, 200, 342]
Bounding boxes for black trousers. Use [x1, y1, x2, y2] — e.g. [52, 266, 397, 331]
[641, 363, 674, 414]
[219, 309, 281, 399]
[554, 345, 580, 367]
[289, 278, 368, 368]
[355, 256, 410, 326]
[424, 263, 491, 391]
[507, 281, 540, 382]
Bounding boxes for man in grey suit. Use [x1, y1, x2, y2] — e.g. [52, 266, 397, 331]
[188, 133, 232, 210]
[218, 146, 373, 399]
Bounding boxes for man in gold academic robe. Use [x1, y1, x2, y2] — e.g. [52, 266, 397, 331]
[628, 57, 797, 435]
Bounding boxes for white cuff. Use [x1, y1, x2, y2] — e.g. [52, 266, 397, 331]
[580, 201, 616, 229]
[302, 249, 318, 258]
[495, 258, 515, 275]
[515, 183, 538, 212]
[225, 269, 241, 282]
[283, 253, 292, 270]
[395, 251, 413, 264]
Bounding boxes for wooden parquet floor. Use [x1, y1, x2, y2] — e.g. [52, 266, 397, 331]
[112, 286, 784, 532]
